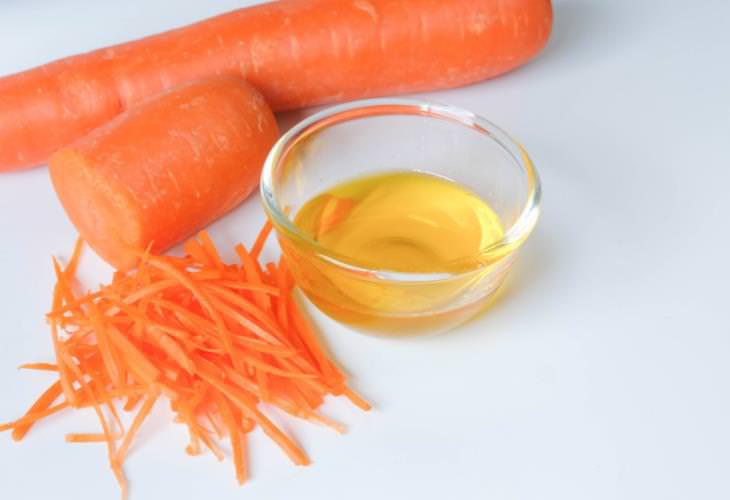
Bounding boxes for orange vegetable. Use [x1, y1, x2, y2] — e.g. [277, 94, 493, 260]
[17, 363, 58, 372]
[0, 0, 553, 171]
[49, 77, 279, 270]
[1, 225, 369, 498]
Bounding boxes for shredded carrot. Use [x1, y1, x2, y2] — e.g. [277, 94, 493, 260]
[183, 238, 213, 268]
[8, 381, 63, 440]
[89, 300, 123, 386]
[213, 280, 280, 296]
[288, 299, 345, 385]
[115, 388, 159, 463]
[197, 231, 225, 271]
[250, 219, 273, 260]
[18, 362, 58, 372]
[236, 242, 271, 312]
[1, 223, 370, 497]
[343, 386, 373, 412]
[66, 432, 122, 443]
[215, 391, 247, 484]
[64, 237, 85, 280]
[275, 256, 291, 329]
[49, 259, 78, 408]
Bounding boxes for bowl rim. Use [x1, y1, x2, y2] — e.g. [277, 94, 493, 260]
[259, 97, 541, 282]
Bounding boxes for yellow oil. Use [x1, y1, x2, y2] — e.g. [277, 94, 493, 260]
[284, 171, 511, 334]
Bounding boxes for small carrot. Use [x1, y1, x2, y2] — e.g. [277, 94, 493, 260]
[48, 78, 279, 270]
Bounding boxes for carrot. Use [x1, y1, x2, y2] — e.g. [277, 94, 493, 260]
[49, 260, 78, 408]
[1, 226, 370, 497]
[343, 387, 373, 412]
[48, 77, 279, 270]
[115, 388, 159, 463]
[18, 363, 58, 372]
[236, 243, 271, 312]
[250, 220, 273, 260]
[197, 232, 226, 271]
[275, 257, 291, 329]
[0, 0, 553, 171]
[8, 381, 63, 441]
[215, 392, 248, 485]
[0, 402, 69, 435]
[66, 432, 122, 443]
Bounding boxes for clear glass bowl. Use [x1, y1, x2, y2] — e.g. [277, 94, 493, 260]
[260, 99, 541, 335]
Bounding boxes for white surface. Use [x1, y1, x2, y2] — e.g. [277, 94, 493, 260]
[1, 1, 729, 499]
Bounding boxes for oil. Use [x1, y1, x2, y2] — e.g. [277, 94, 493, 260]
[284, 171, 512, 334]
[295, 171, 504, 273]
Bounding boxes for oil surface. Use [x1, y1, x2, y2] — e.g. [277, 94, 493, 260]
[294, 171, 504, 274]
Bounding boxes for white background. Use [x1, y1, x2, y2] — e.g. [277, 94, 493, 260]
[1, 1, 729, 499]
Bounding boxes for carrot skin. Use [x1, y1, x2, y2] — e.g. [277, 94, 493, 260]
[1, 0, 552, 171]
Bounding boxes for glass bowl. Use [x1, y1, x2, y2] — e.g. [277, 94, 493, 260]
[260, 98, 541, 335]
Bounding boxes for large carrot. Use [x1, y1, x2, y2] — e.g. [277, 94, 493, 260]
[0, 0, 553, 171]
[49, 77, 278, 270]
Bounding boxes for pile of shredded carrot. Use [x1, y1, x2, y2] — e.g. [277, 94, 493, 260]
[0, 222, 369, 498]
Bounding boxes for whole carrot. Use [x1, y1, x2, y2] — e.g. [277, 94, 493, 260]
[49, 77, 278, 270]
[0, 0, 553, 171]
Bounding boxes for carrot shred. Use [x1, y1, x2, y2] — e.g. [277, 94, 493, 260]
[88, 300, 123, 386]
[123, 394, 142, 412]
[197, 231, 225, 270]
[115, 388, 159, 463]
[250, 219, 273, 260]
[247, 405, 310, 466]
[7, 381, 63, 440]
[275, 257, 291, 329]
[236, 243, 271, 312]
[65, 237, 85, 280]
[49, 259, 79, 408]
[212, 280, 280, 296]
[256, 366, 271, 403]
[183, 238, 213, 268]
[66, 432, 122, 443]
[18, 362, 58, 372]
[2, 225, 370, 496]
[146, 256, 241, 371]
[343, 386, 372, 411]
[288, 299, 345, 385]
[215, 392, 247, 484]
[202, 284, 288, 344]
